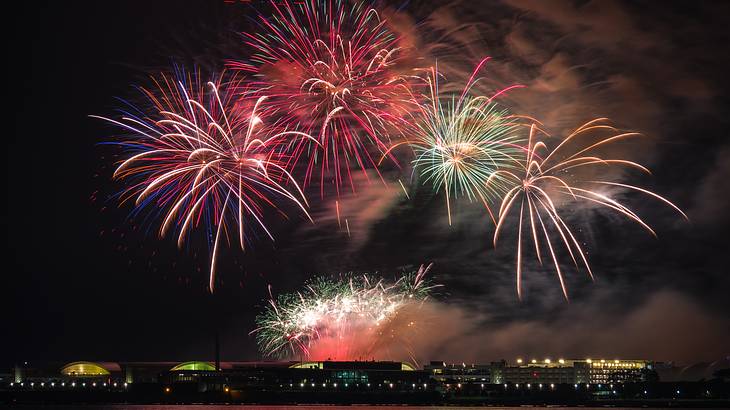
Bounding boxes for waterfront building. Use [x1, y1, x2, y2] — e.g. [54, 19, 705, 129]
[424, 361, 503, 384]
[4, 357, 656, 391]
[500, 358, 653, 384]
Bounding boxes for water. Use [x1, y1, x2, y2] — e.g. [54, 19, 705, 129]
[5, 407, 699, 410]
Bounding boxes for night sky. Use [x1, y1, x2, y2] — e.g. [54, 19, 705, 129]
[8, 0, 730, 368]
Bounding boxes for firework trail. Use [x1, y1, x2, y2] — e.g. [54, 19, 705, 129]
[384, 59, 527, 225]
[253, 264, 438, 362]
[231, 0, 419, 195]
[492, 120, 688, 300]
[93, 70, 315, 292]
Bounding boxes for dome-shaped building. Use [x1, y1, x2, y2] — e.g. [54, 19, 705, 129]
[60, 361, 116, 378]
[170, 361, 216, 372]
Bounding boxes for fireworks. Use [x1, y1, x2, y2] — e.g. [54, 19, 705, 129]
[93, 0, 688, 306]
[232, 0, 417, 194]
[253, 264, 437, 360]
[93, 71, 314, 292]
[492, 120, 688, 300]
[403, 62, 526, 225]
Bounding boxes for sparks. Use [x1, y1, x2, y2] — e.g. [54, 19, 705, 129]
[94, 70, 315, 292]
[253, 264, 438, 359]
[493, 120, 688, 300]
[397, 60, 526, 225]
[231, 0, 420, 195]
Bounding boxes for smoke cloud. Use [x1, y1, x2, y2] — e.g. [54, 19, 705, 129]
[382, 291, 730, 365]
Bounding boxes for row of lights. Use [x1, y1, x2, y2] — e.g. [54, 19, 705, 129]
[8, 381, 687, 398]
[499, 383, 623, 389]
[9, 381, 129, 388]
[446, 383, 491, 388]
[516, 358, 640, 365]
[450, 382, 619, 390]
[516, 358, 567, 365]
[437, 381, 637, 389]
[187, 385, 684, 397]
[164, 383, 679, 397]
[500, 383, 558, 389]
[293, 382, 428, 389]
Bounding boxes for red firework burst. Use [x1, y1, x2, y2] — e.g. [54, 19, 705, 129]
[231, 0, 420, 195]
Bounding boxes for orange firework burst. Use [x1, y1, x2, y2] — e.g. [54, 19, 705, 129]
[493, 119, 688, 300]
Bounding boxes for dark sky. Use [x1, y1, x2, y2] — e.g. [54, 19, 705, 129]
[8, 0, 730, 368]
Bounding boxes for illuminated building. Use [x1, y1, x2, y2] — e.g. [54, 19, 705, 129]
[170, 362, 216, 372]
[4, 358, 656, 391]
[424, 361, 502, 384]
[501, 359, 579, 384]
[582, 359, 652, 384]
[60, 362, 113, 378]
[3, 359, 727, 404]
[422, 358, 654, 385]
[499, 358, 653, 384]
[5, 360, 429, 393]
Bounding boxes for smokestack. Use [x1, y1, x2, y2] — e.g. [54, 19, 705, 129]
[215, 331, 220, 371]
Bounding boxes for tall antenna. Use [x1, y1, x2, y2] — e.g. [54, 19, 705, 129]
[215, 331, 220, 371]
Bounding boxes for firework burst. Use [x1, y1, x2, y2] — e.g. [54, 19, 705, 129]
[93, 70, 315, 292]
[231, 0, 419, 194]
[493, 120, 688, 300]
[388, 60, 526, 224]
[253, 264, 438, 361]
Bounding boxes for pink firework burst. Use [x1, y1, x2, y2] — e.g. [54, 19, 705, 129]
[231, 0, 420, 195]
